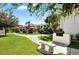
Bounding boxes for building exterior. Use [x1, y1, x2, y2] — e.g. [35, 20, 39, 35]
[18, 23, 39, 30]
[0, 27, 5, 35]
[60, 14, 79, 35]
[25, 23, 38, 29]
[17, 23, 40, 33]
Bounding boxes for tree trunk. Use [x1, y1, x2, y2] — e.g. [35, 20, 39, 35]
[4, 27, 7, 36]
[52, 33, 53, 44]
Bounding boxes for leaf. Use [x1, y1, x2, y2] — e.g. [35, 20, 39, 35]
[11, 3, 21, 9]
[0, 3, 7, 8]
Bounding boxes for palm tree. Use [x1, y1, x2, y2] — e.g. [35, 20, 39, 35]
[0, 10, 18, 36]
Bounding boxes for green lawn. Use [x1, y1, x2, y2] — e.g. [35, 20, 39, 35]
[68, 40, 79, 49]
[38, 34, 52, 42]
[0, 34, 42, 55]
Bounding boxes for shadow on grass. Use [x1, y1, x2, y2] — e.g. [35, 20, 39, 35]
[68, 40, 79, 49]
[0, 35, 7, 37]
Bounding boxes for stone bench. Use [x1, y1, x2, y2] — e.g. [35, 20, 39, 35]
[38, 40, 56, 54]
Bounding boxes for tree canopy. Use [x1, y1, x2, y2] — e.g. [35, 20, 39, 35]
[0, 3, 79, 17]
[0, 10, 18, 36]
[45, 14, 60, 31]
[0, 3, 79, 32]
[0, 10, 18, 27]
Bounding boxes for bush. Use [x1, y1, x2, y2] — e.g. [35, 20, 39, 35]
[22, 29, 27, 33]
[33, 29, 38, 34]
[38, 35, 52, 42]
[28, 28, 33, 33]
[14, 28, 20, 33]
[37, 25, 53, 34]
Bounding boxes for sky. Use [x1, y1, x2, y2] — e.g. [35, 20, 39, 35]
[1, 3, 51, 25]
[1, 3, 62, 25]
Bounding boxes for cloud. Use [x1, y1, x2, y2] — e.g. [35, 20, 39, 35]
[17, 4, 38, 10]
[33, 3, 38, 7]
[17, 6, 27, 10]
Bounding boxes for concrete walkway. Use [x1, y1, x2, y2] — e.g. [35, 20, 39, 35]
[23, 35, 41, 45]
[13, 33, 41, 45]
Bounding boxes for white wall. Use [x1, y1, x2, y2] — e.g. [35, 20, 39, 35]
[60, 14, 79, 34]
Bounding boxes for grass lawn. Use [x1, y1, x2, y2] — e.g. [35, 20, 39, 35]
[0, 34, 42, 55]
[68, 40, 79, 49]
[38, 34, 52, 42]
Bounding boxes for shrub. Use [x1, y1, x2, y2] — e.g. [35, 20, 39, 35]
[37, 25, 53, 34]
[31, 29, 38, 34]
[28, 28, 33, 33]
[14, 28, 20, 33]
[38, 34, 52, 42]
[22, 29, 27, 33]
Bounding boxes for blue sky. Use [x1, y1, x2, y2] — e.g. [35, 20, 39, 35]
[1, 3, 50, 25]
[1, 3, 62, 25]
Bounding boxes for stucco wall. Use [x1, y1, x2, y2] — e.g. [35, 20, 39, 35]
[60, 14, 79, 34]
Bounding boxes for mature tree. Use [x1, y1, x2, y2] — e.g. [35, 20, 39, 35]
[27, 3, 79, 32]
[45, 14, 61, 32]
[0, 3, 79, 32]
[0, 10, 18, 36]
[0, 3, 79, 16]
[25, 21, 30, 25]
[27, 3, 79, 17]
